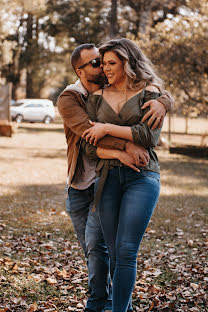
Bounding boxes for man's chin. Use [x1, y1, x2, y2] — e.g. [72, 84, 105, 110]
[88, 74, 108, 87]
[96, 75, 108, 86]
[88, 80, 101, 85]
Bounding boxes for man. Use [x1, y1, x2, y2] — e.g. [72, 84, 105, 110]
[57, 43, 173, 312]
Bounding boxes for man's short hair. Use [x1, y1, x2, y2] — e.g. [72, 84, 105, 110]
[71, 43, 96, 72]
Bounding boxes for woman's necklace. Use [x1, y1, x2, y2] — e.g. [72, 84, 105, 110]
[110, 87, 129, 106]
[116, 88, 127, 106]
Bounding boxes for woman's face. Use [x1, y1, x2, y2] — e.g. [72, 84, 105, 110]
[102, 51, 125, 86]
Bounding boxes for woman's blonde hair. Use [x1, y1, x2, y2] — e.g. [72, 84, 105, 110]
[99, 38, 164, 91]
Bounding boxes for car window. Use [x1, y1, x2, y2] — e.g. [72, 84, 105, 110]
[25, 104, 36, 107]
[12, 102, 24, 107]
[25, 104, 44, 108]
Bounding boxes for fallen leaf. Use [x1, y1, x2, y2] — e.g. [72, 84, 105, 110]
[190, 282, 199, 289]
[26, 302, 38, 312]
[148, 301, 154, 311]
[46, 277, 58, 285]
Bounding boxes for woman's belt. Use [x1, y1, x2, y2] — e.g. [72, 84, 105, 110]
[92, 159, 124, 212]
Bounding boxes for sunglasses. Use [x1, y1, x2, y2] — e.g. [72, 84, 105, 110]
[78, 57, 101, 69]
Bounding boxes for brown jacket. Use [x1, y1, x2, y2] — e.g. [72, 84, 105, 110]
[57, 89, 126, 186]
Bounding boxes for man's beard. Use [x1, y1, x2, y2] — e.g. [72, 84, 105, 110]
[87, 73, 108, 87]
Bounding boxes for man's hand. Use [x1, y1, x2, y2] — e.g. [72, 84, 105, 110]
[97, 147, 141, 172]
[141, 99, 166, 130]
[118, 151, 140, 172]
[125, 141, 149, 167]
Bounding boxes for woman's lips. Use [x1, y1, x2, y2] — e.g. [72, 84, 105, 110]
[106, 73, 114, 79]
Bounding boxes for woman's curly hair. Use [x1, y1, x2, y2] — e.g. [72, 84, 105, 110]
[99, 38, 164, 91]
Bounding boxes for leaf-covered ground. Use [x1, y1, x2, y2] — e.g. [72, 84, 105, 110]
[0, 123, 207, 311]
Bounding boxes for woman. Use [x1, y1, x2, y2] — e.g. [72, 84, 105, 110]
[82, 38, 165, 312]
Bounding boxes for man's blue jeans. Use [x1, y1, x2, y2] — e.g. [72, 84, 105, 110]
[96, 167, 160, 312]
[65, 184, 111, 311]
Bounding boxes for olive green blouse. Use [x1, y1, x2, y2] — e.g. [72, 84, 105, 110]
[82, 89, 162, 210]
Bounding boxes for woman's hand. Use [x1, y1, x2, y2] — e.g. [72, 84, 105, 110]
[82, 121, 108, 145]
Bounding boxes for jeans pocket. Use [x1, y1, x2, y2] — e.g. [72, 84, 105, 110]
[65, 187, 90, 214]
[142, 170, 160, 182]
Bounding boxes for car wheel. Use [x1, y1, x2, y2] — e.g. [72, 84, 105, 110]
[43, 116, 52, 124]
[15, 114, 23, 123]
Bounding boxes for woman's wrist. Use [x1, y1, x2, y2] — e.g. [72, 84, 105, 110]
[104, 123, 133, 141]
[97, 147, 123, 160]
[104, 123, 112, 135]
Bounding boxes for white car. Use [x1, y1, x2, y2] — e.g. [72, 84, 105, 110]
[10, 99, 55, 124]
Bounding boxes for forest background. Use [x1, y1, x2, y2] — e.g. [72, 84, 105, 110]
[0, 0, 208, 118]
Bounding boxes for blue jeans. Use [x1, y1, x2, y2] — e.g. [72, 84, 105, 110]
[65, 184, 112, 311]
[97, 167, 160, 312]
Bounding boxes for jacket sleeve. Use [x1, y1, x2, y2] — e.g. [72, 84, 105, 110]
[58, 91, 126, 150]
[81, 140, 98, 161]
[131, 91, 162, 148]
[149, 83, 174, 112]
[57, 91, 92, 136]
[157, 89, 174, 112]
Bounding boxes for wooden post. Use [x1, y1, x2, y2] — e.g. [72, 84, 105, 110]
[185, 114, 189, 134]
[168, 111, 172, 143]
[0, 83, 12, 137]
[8, 83, 12, 121]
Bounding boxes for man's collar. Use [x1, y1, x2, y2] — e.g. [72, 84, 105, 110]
[63, 79, 88, 97]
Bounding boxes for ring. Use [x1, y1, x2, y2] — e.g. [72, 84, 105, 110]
[156, 117, 161, 120]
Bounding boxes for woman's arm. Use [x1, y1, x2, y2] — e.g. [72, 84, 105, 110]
[131, 86, 162, 148]
[86, 93, 127, 151]
[82, 120, 133, 145]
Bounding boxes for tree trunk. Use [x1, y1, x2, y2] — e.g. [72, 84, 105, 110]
[139, 6, 152, 34]
[12, 83, 18, 100]
[11, 47, 21, 100]
[109, 0, 118, 38]
[138, 0, 153, 34]
[26, 13, 35, 98]
[123, 0, 154, 37]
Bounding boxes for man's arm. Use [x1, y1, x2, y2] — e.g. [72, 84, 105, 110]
[58, 91, 91, 135]
[141, 89, 174, 130]
[96, 147, 148, 172]
[81, 139, 150, 168]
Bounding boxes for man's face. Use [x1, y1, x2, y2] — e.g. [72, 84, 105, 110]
[78, 48, 106, 85]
